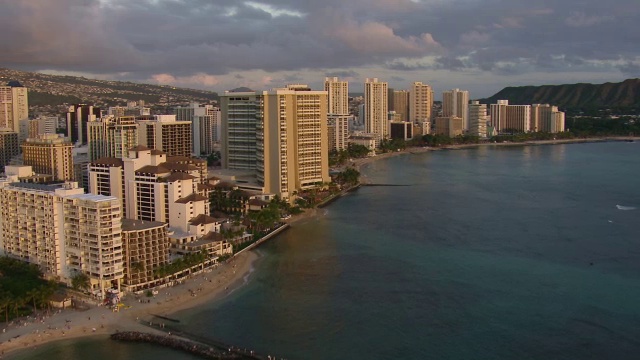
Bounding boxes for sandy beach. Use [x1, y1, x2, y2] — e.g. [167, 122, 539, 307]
[0, 250, 259, 357]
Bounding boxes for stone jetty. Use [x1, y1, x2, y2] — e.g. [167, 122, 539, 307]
[111, 331, 263, 359]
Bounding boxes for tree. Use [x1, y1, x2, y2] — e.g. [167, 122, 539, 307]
[71, 272, 91, 292]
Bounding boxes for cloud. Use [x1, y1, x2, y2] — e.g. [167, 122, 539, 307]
[565, 12, 614, 27]
[0, 0, 638, 97]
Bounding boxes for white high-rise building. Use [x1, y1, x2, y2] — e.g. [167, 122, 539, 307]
[410, 82, 433, 124]
[0, 82, 29, 139]
[364, 78, 389, 140]
[443, 89, 470, 130]
[490, 100, 531, 133]
[324, 77, 349, 115]
[468, 101, 487, 138]
[0, 181, 124, 295]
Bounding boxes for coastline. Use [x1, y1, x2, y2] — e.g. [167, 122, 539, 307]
[2, 135, 638, 357]
[1, 250, 260, 357]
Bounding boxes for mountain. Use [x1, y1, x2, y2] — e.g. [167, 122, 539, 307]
[0, 68, 219, 113]
[480, 79, 640, 110]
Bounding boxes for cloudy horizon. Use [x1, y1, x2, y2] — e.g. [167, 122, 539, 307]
[0, 0, 638, 98]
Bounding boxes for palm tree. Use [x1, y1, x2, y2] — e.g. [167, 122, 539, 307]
[71, 272, 91, 292]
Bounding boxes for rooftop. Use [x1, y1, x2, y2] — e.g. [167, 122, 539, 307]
[122, 218, 167, 232]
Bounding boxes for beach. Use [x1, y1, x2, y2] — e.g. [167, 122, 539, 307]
[0, 250, 259, 357]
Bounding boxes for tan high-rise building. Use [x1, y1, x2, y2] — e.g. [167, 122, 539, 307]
[221, 85, 330, 200]
[121, 219, 170, 292]
[327, 115, 349, 152]
[442, 89, 470, 130]
[136, 115, 192, 157]
[88, 115, 139, 161]
[434, 117, 464, 137]
[393, 90, 410, 122]
[531, 104, 565, 133]
[0, 181, 124, 294]
[364, 78, 389, 140]
[410, 82, 433, 123]
[324, 77, 349, 115]
[0, 82, 29, 140]
[490, 100, 531, 133]
[22, 134, 74, 181]
[468, 101, 488, 138]
[26, 116, 58, 139]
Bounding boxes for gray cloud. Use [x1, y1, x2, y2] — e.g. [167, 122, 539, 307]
[0, 0, 638, 96]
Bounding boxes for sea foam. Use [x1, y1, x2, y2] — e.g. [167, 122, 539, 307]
[616, 205, 637, 210]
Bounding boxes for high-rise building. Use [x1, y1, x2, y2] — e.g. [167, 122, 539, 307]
[22, 134, 74, 181]
[434, 117, 464, 137]
[89, 146, 208, 224]
[26, 116, 58, 139]
[324, 77, 349, 115]
[88, 116, 139, 161]
[66, 104, 101, 145]
[0, 181, 124, 294]
[389, 122, 413, 140]
[442, 89, 470, 130]
[0, 82, 29, 138]
[121, 219, 170, 292]
[410, 82, 433, 124]
[468, 101, 488, 138]
[530, 104, 565, 133]
[0, 130, 19, 171]
[327, 115, 349, 152]
[174, 103, 219, 155]
[490, 100, 531, 133]
[364, 78, 389, 140]
[136, 115, 192, 157]
[221, 85, 330, 200]
[393, 90, 410, 122]
[220, 92, 260, 170]
[388, 88, 395, 112]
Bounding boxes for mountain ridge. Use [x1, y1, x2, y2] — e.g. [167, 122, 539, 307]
[480, 79, 640, 109]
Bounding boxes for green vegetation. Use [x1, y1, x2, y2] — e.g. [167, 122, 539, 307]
[71, 272, 91, 292]
[210, 188, 248, 215]
[334, 167, 360, 187]
[378, 138, 407, 153]
[0, 257, 58, 322]
[329, 143, 371, 166]
[153, 251, 209, 279]
[566, 117, 640, 137]
[28, 91, 82, 106]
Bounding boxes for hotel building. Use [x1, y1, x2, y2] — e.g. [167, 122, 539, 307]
[22, 134, 74, 181]
[137, 115, 192, 157]
[0, 181, 124, 294]
[221, 85, 330, 200]
[0, 82, 29, 139]
[364, 78, 389, 140]
[410, 82, 433, 124]
[88, 115, 139, 161]
[530, 104, 565, 133]
[490, 100, 531, 133]
[393, 90, 410, 122]
[442, 89, 470, 130]
[325, 77, 350, 152]
[468, 101, 488, 138]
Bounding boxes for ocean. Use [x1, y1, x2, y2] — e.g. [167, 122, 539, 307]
[11, 142, 640, 359]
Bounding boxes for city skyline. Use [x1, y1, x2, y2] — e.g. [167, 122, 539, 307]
[0, 0, 638, 98]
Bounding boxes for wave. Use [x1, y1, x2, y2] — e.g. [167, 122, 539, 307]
[616, 205, 637, 210]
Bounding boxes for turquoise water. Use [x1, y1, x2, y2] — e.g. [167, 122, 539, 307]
[11, 142, 640, 359]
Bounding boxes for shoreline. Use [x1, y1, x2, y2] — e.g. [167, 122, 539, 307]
[1, 250, 260, 357]
[3, 135, 637, 357]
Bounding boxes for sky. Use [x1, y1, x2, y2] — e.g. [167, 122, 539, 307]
[0, 0, 638, 98]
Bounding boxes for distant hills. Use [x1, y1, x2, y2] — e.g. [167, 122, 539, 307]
[480, 79, 640, 110]
[0, 68, 219, 110]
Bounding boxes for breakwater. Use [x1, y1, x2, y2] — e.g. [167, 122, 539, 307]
[111, 331, 266, 359]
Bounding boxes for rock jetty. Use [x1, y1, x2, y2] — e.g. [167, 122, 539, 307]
[111, 331, 261, 359]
